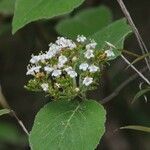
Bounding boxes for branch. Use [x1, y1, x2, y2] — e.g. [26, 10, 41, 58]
[121, 55, 150, 85]
[0, 85, 29, 136]
[116, 0, 150, 71]
[101, 67, 148, 104]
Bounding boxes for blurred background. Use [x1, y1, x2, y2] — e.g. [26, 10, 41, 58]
[0, 0, 149, 149]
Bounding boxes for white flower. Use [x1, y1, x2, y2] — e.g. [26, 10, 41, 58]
[41, 83, 49, 91]
[76, 35, 87, 43]
[64, 66, 73, 72]
[26, 66, 41, 75]
[57, 63, 64, 68]
[51, 69, 62, 77]
[88, 65, 99, 73]
[64, 67, 77, 78]
[84, 49, 94, 59]
[83, 77, 93, 86]
[79, 63, 89, 71]
[105, 49, 115, 57]
[44, 66, 53, 73]
[47, 43, 61, 59]
[38, 54, 46, 63]
[30, 55, 40, 64]
[67, 70, 77, 78]
[86, 40, 97, 49]
[56, 37, 76, 49]
[58, 55, 68, 64]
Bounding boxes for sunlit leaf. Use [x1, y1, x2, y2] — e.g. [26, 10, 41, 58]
[29, 100, 106, 150]
[12, 0, 85, 33]
[90, 18, 132, 59]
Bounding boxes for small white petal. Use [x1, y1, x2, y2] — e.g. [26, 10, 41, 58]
[84, 50, 94, 59]
[86, 40, 97, 49]
[79, 63, 89, 71]
[88, 65, 99, 73]
[41, 83, 49, 91]
[26, 66, 41, 75]
[57, 63, 64, 68]
[58, 55, 68, 64]
[44, 66, 54, 73]
[39, 54, 46, 63]
[105, 49, 115, 57]
[51, 69, 62, 77]
[47, 43, 61, 59]
[83, 77, 93, 86]
[67, 70, 77, 78]
[76, 35, 87, 43]
[56, 37, 76, 49]
[64, 67, 77, 78]
[64, 67, 73, 72]
[30, 55, 40, 64]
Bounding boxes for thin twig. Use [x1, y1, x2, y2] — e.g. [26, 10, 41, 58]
[0, 85, 29, 136]
[10, 110, 29, 136]
[116, 0, 150, 71]
[101, 67, 148, 104]
[121, 55, 150, 85]
[122, 49, 140, 58]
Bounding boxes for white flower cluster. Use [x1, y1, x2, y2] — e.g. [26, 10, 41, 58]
[26, 35, 115, 95]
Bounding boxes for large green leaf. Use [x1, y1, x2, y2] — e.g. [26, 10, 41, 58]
[0, 0, 15, 15]
[12, 0, 85, 34]
[29, 100, 106, 150]
[90, 18, 132, 59]
[0, 109, 10, 116]
[56, 6, 112, 39]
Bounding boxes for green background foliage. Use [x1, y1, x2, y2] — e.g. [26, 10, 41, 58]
[56, 6, 112, 39]
[0, 0, 15, 15]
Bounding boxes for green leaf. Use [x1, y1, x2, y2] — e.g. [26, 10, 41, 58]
[90, 18, 132, 59]
[132, 88, 150, 104]
[0, 109, 10, 116]
[56, 6, 112, 39]
[12, 0, 85, 34]
[120, 125, 150, 133]
[29, 100, 106, 150]
[0, 0, 15, 15]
